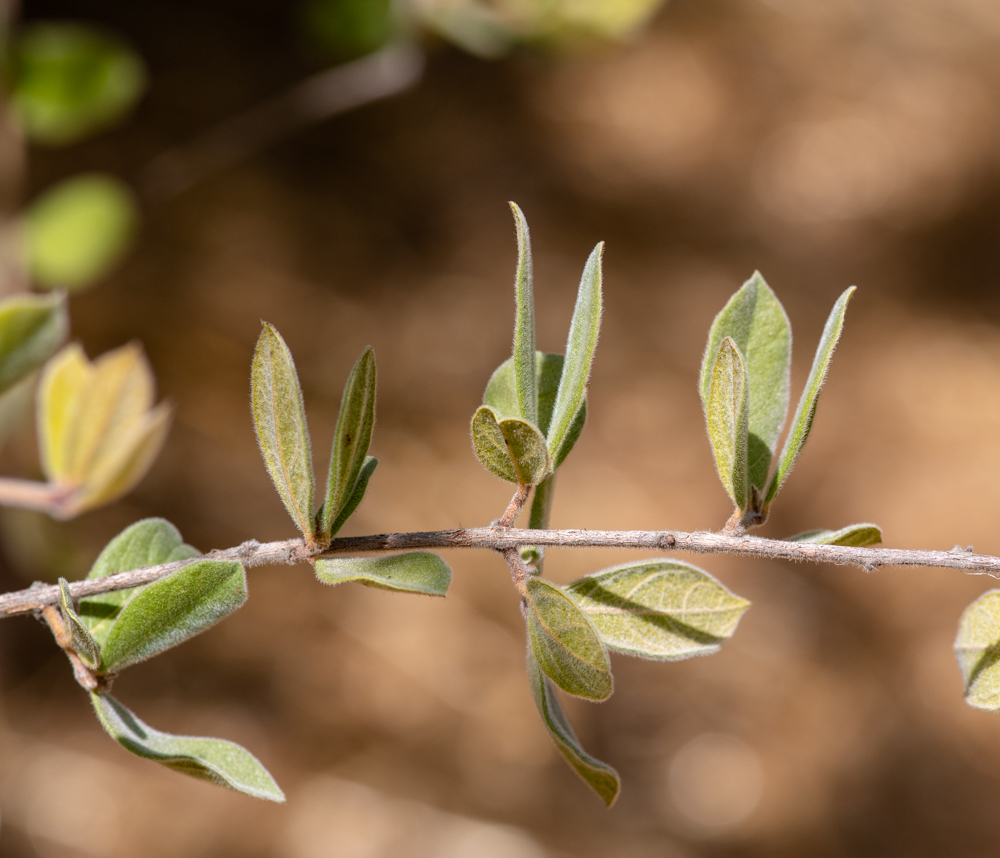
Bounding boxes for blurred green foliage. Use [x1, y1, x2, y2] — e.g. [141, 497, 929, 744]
[301, 0, 394, 60]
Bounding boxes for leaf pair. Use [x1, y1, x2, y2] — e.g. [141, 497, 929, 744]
[251, 326, 376, 545]
[701, 273, 854, 524]
[39, 342, 172, 517]
[472, 203, 600, 488]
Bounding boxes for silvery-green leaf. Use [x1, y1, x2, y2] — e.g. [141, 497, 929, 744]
[251, 323, 315, 538]
[765, 287, 855, 506]
[700, 273, 791, 492]
[510, 202, 537, 426]
[707, 337, 749, 510]
[525, 577, 612, 700]
[955, 590, 1000, 710]
[315, 552, 451, 596]
[91, 693, 284, 802]
[0, 292, 67, 395]
[325, 456, 378, 538]
[98, 560, 246, 673]
[787, 523, 881, 546]
[471, 405, 550, 485]
[547, 243, 602, 462]
[526, 645, 619, 806]
[320, 346, 376, 541]
[58, 577, 100, 669]
[79, 518, 199, 647]
[566, 561, 750, 660]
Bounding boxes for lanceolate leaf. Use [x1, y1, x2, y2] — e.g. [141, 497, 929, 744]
[955, 590, 1000, 710]
[700, 273, 791, 492]
[707, 338, 749, 510]
[566, 561, 750, 660]
[91, 693, 284, 802]
[315, 552, 452, 596]
[787, 523, 881, 547]
[0, 292, 67, 395]
[547, 243, 602, 462]
[510, 202, 537, 426]
[325, 456, 378, 538]
[765, 287, 855, 506]
[525, 577, 612, 700]
[58, 577, 100, 669]
[98, 560, 246, 673]
[79, 518, 199, 647]
[320, 346, 376, 541]
[471, 405, 549, 485]
[251, 323, 315, 538]
[526, 646, 620, 806]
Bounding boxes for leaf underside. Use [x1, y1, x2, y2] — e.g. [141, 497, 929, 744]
[707, 337, 750, 510]
[510, 202, 538, 427]
[315, 552, 452, 597]
[471, 405, 549, 485]
[787, 523, 881, 547]
[955, 590, 1000, 710]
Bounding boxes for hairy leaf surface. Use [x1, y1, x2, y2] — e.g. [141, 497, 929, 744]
[471, 405, 549, 485]
[707, 338, 749, 510]
[510, 202, 537, 426]
[956, 590, 1000, 710]
[787, 523, 881, 546]
[325, 456, 378, 539]
[315, 552, 452, 596]
[58, 577, 100, 669]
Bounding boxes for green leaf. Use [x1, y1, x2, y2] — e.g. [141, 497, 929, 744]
[79, 518, 199, 647]
[300, 0, 393, 61]
[471, 405, 550, 485]
[765, 287, 855, 506]
[58, 577, 100, 669]
[315, 552, 452, 596]
[787, 523, 881, 547]
[25, 174, 139, 291]
[251, 323, 315, 538]
[521, 472, 556, 572]
[525, 577, 612, 700]
[325, 456, 378, 538]
[91, 693, 284, 802]
[526, 646, 619, 806]
[510, 202, 538, 427]
[0, 292, 67, 395]
[547, 243, 602, 461]
[700, 273, 791, 492]
[12, 23, 147, 146]
[955, 590, 1000, 710]
[98, 560, 246, 673]
[320, 347, 376, 541]
[565, 561, 750, 660]
[706, 337, 750, 510]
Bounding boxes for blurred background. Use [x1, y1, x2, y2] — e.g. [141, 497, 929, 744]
[4, 0, 1000, 854]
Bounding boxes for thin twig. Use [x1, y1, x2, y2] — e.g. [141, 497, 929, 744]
[1, 528, 998, 619]
[499, 484, 530, 528]
[0, 478, 67, 516]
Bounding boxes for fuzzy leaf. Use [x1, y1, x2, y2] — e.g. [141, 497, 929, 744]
[706, 337, 750, 510]
[325, 456, 378, 538]
[566, 560, 750, 660]
[0, 292, 67, 396]
[98, 559, 246, 673]
[700, 273, 791, 492]
[78, 518, 200, 647]
[91, 693, 284, 802]
[525, 577, 612, 700]
[787, 523, 881, 547]
[766, 287, 855, 505]
[547, 243, 602, 461]
[510, 203, 538, 426]
[251, 323, 315, 537]
[58, 577, 100, 669]
[471, 405, 549, 485]
[955, 591, 1000, 710]
[526, 645, 619, 806]
[320, 346, 376, 540]
[315, 552, 452, 596]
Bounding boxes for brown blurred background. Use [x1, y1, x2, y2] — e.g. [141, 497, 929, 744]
[5, 0, 1000, 855]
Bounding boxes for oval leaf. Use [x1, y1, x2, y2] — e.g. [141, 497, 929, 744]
[91, 693, 284, 802]
[525, 577, 612, 700]
[526, 645, 619, 806]
[251, 323, 315, 538]
[566, 560, 750, 660]
[325, 455, 378, 539]
[315, 552, 451, 596]
[471, 405, 549, 485]
[700, 273, 791, 492]
[787, 523, 881, 547]
[707, 337, 749, 510]
[0, 292, 67, 396]
[955, 590, 1000, 710]
[510, 202, 538, 426]
[58, 577, 101, 669]
[98, 559, 246, 673]
[320, 346, 376, 541]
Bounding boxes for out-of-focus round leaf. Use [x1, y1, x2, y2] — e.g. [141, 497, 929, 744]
[12, 22, 147, 147]
[25, 174, 139, 291]
[300, 0, 393, 61]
